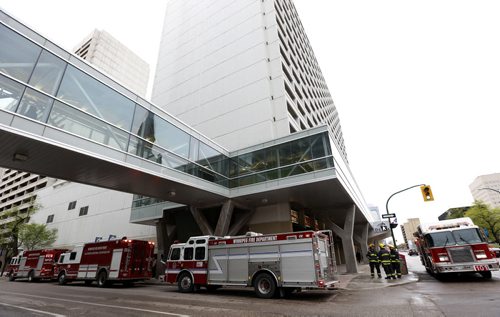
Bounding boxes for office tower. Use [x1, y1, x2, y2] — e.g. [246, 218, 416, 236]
[74, 29, 149, 97]
[152, 0, 347, 163]
[401, 218, 421, 249]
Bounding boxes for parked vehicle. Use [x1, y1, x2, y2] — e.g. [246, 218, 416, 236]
[414, 217, 499, 278]
[7, 249, 68, 282]
[165, 230, 337, 298]
[490, 247, 500, 258]
[55, 238, 155, 287]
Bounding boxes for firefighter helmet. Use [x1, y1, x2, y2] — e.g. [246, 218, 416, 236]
[379, 243, 385, 248]
[388, 244, 395, 249]
[369, 243, 375, 248]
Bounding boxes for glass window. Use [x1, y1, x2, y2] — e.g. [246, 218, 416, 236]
[69, 252, 77, 261]
[195, 247, 205, 260]
[198, 142, 227, 176]
[452, 228, 483, 245]
[426, 232, 455, 247]
[169, 248, 180, 260]
[28, 50, 67, 95]
[130, 106, 153, 138]
[59, 255, 65, 263]
[17, 88, 53, 122]
[48, 101, 129, 151]
[56, 65, 135, 130]
[68, 201, 76, 210]
[0, 24, 42, 82]
[196, 239, 206, 244]
[153, 116, 190, 158]
[46, 214, 54, 223]
[183, 247, 194, 260]
[79, 206, 88, 216]
[0, 74, 25, 112]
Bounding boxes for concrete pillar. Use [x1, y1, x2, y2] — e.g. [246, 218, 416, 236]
[155, 217, 176, 277]
[354, 223, 369, 264]
[325, 205, 357, 273]
[214, 200, 234, 236]
[189, 206, 213, 235]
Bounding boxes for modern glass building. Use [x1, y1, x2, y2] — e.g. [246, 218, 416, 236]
[0, 6, 383, 273]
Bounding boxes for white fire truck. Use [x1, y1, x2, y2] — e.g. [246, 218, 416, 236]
[7, 249, 68, 282]
[165, 230, 337, 298]
[55, 238, 155, 287]
[414, 217, 499, 278]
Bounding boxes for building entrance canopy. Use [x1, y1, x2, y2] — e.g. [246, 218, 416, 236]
[0, 10, 373, 226]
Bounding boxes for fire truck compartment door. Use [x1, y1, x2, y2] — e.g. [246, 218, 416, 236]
[36, 256, 45, 273]
[18, 257, 27, 276]
[109, 249, 123, 278]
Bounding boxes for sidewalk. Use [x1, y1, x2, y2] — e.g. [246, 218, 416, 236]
[334, 263, 418, 290]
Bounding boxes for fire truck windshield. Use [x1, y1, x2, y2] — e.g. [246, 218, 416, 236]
[425, 228, 484, 247]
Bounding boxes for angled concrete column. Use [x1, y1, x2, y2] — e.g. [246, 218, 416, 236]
[325, 205, 357, 273]
[189, 206, 213, 235]
[214, 200, 234, 236]
[228, 209, 255, 236]
[353, 223, 369, 264]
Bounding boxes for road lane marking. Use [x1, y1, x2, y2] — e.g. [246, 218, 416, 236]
[0, 291, 189, 317]
[0, 302, 67, 317]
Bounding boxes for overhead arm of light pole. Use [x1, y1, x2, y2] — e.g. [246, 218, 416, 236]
[385, 183, 426, 247]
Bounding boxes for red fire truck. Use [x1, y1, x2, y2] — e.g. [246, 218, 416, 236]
[7, 249, 68, 282]
[165, 230, 337, 298]
[414, 217, 499, 278]
[55, 238, 155, 287]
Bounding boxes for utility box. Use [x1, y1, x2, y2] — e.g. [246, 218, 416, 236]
[399, 254, 408, 275]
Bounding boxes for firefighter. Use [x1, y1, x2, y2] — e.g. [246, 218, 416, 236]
[389, 245, 402, 278]
[378, 243, 394, 279]
[366, 243, 381, 278]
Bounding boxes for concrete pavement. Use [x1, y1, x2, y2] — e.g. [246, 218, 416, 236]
[335, 262, 418, 290]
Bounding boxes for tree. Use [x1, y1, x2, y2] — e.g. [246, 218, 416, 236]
[18, 223, 57, 251]
[0, 196, 40, 275]
[465, 200, 500, 244]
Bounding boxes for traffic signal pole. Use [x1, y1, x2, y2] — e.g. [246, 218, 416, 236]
[385, 184, 426, 247]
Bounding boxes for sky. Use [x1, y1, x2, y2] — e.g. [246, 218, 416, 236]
[2, 0, 499, 243]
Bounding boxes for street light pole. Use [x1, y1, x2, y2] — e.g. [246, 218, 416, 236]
[385, 184, 426, 247]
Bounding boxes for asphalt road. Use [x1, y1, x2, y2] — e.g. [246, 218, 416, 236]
[0, 254, 499, 316]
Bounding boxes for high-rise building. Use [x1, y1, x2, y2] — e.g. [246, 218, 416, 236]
[469, 173, 500, 208]
[152, 0, 347, 163]
[401, 218, 421, 248]
[74, 29, 149, 97]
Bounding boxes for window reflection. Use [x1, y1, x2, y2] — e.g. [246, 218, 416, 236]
[56, 65, 135, 130]
[28, 50, 67, 95]
[0, 74, 25, 112]
[198, 142, 227, 176]
[48, 101, 129, 151]
[0, 24, 41, 83]
[17, 88, 53, 122]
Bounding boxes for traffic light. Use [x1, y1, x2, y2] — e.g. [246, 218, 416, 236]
[420, 185, 434, 201]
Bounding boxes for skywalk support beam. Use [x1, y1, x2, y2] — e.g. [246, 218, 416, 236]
[324, 204, 358, 273]
[214, 200, 234, 236]
[189, 206, 213, 236]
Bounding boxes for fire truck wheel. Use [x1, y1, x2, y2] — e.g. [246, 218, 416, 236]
[58, 272, 67, 285]
[27, 270, 36, 283]
[177, 272, 194, 293]
[254, 272, 277, 299]
[8, 271, 15, 281]
[480, 271, 492, 279]
[97, 271, 109, 288]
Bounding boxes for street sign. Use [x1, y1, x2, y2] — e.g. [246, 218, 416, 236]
[382, 213, 396, 219]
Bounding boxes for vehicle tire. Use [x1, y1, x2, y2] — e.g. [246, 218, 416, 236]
[254, 272, 277, 299]
[27, 270, 35, 283]
[177, 272, 194, 293]
[8, 271, 15, 282]
[58, 272, 67, 285]
[480, 271, 492, 279]
[84, 280, 93, 286]
[97, 271, 108, 288]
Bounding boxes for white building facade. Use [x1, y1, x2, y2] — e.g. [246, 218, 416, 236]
[152, 0, 347, 159]
[469, 173, 500, 208]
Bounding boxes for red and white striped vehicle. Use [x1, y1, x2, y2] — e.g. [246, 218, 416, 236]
[165, 230, 337, 298]
[55, 238, 155, 287]
[7, 249, 68, 282]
